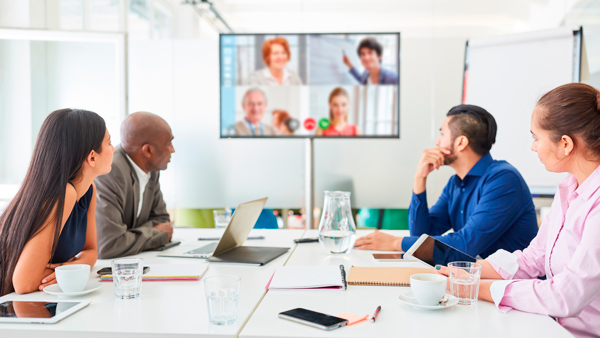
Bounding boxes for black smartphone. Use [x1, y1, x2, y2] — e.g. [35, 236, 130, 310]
[278, 308, 348, 330]
[293, 238, 319, 244]
[372, 253, 404, 261]
[96, 266, 150, 276]
[149, 241, 181, 251]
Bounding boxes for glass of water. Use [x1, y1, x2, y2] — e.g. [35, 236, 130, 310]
[213, 209, 232, 234]
[111, 258, 143, 299]
[448, 261, 481, 305]
[204, 275, 241, 325]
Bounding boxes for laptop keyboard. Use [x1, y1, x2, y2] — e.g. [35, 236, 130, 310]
[185, 242, 218, 255]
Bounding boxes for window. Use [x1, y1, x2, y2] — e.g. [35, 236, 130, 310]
[54, 0, 172, 38]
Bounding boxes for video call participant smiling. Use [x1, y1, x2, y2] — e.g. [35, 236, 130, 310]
[249, 37, 303, 86]
[342, 37, 398, 85]
[316, 87, 361, 136]
[234, 88, 277, 136]
[355, 104, 539, 258]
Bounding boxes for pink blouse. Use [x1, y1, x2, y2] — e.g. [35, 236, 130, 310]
[487, 165, 600, 338]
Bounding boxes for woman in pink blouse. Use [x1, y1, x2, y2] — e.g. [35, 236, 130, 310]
[315, 87, 361, 136]
[439, 83, 600, 338]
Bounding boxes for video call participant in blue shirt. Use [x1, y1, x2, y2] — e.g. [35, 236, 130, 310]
[355, 104, 538, 258]
[342, 37, 398, 85]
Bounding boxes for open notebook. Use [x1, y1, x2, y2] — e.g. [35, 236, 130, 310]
[267, 265, 347, 290]
[347, 266, 435, 286]
[100, 263, 209, 282]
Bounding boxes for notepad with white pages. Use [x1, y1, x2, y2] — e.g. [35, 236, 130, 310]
[266, 265, 347, 290]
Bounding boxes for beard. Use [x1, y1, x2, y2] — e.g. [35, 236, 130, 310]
[443, 148, 457, 165]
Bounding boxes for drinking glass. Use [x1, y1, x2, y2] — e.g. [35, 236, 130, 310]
[111, 258, 143, 299]
[448, 261, 481, 305]
[204, 275, 241, 325]
[317, 191, 357, 254]
[213, 209, 232, 233]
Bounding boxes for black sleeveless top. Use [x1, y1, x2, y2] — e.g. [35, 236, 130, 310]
[51, 183, 94, 264]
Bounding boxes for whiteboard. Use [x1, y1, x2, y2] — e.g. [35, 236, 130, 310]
[308, 35, 359, 85]
[464, 27, 582, 193]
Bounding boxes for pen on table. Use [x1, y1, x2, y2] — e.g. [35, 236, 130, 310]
[370, 305, 381, 323]
[198, 235, 265, 241]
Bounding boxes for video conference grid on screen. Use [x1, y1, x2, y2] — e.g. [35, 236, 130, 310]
[220, 33, 400, 138]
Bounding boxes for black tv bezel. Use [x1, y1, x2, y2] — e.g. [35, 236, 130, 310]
[218, 32, 401, 139]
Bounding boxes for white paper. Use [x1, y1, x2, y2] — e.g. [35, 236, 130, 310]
[269, 266, 344, 289]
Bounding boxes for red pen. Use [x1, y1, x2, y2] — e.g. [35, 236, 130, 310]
[370, 305, 381, 323]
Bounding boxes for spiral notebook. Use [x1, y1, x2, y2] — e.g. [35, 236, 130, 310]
[347, 266, 435, 286]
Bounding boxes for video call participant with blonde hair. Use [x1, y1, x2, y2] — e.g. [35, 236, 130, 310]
[438, 83, 600, 338]
[315, 87, 361, 136]
[234, 88, 277, 136]
[250, 37, 303, 86]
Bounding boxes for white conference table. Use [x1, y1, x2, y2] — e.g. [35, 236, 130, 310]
[240, 230, 574, 338]
[0, 228, 304, 338]
[0, 229, 574, 338]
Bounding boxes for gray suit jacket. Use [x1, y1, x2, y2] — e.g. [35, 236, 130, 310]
[95, 146, 170, 259]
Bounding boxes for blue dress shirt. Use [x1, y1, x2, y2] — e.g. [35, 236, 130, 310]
[401, 153, 538, 258]
[349, 67, 398, 85]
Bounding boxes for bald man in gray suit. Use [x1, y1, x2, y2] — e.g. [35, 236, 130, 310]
[95, 112, 175, 259]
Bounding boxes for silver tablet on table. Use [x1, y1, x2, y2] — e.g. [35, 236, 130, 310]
[0, 300, 90, 324]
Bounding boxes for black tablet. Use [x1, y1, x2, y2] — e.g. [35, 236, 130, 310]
[405, 234, 476, 267]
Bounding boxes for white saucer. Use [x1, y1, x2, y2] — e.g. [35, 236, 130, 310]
[43, 282, 102, 297]
[398, 291, 459, 310]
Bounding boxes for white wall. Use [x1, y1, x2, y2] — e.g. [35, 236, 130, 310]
[128, 40, 177, 207]
[41, 41, 121, 142]
[0, 40, 33, 185]
[0, 32, 124, 195]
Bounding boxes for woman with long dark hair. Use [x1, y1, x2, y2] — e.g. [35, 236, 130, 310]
[0, 109, 114, 295]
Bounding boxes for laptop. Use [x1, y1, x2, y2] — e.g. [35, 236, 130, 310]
[159, 197, 289, 265]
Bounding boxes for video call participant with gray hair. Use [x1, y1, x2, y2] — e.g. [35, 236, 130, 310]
[235, 88, 277, 136]
[355, 105, 539, 258]
[95, 112, 175, 259]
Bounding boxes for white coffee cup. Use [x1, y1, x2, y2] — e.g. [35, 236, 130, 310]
[55, 264, 90, 293]
[410, 273, 447, 306]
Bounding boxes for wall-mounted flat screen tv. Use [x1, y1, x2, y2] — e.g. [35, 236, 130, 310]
[220, 33, 400, 138]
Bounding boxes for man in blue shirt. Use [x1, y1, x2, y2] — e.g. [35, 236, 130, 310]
[355, 105, 538, 258]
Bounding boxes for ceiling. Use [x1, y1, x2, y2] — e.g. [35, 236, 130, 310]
[207, 0, 584, 38]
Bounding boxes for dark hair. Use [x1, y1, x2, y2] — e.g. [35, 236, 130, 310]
[357, 38, 383, 58]
[0, 109, 106, 296]
[536, 83, 600, 158]
[447, 104, 497, 156]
